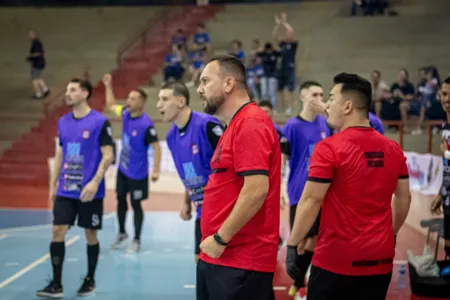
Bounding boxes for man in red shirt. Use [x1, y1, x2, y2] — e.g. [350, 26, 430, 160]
[196, 54, 281, 300]
[286, 73, 411, 299]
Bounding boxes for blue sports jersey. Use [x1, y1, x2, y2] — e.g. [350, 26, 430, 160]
[119, 109, 157, 180]
[282, 115, 332, 205]
[369, 112, 384, 135]
[166, 111, 223, 219]
[57, 110, 112, 200]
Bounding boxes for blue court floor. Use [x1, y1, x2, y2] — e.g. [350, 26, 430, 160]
[0, 209, 198, 300]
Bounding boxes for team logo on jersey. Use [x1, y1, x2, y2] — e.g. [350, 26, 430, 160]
[321, 131, 326, 139]
[212, 125, 223, 137]
[132, 130, 137, 137]
[192, 144, 199, 155]
[107, 126, 112, 136]
[280, 136, 287, 143]
[82, 130, 90, 139]
[150, 128, 156, 136]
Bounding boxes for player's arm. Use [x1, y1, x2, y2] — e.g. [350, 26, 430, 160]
[205, 121, 224, 149]
[217, 119, 273, 243]
[102, 74, 123, 117]
[145, 126, 161, 181]
[288, 141, 334, 246]
[280, 12, 296, 40]
[49, 143, 63, 201]
[180, 189, 193, 221]
[272, 14, 282, 43]
[392, 153, 411, 235]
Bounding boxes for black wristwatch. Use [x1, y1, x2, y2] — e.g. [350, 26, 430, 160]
[214, 232, 229, 246]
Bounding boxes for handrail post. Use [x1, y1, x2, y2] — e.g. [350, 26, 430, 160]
[428, 123, 433, 153]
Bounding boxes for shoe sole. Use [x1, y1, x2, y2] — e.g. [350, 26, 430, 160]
[36, 292, 64, 298]
[77, 289, 95, 297]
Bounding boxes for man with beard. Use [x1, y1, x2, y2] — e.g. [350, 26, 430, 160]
[156, 82, 224, 263]
[37, 79, 115, 298]
[196, 54, 281, 300]
[431, 77, 450, 259]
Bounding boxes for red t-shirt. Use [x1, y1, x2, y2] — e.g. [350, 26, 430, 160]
[200, 102, 281, 272]
[309, 127, 408, 276]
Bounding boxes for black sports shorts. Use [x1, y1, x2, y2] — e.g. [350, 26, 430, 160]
[196, 260, 275, 300]
[290, 203, 321, 238]
[195, 218, 202, 255]
[116, 170, 148, 201]
[307, 265, 392, 300]
[53, 196, 104, 230]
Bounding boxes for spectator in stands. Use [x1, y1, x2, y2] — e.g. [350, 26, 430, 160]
[248, 39, 262, 65]
[192, 23, 211, 54]
[258, 42, 280, 110]
[172, 28, 187, 52]
[391, 69, 415, 132]
[185, 45, 205, 88]
[26, 30, 50, 99]
[370, 70, 390, 118]
[272, 12, 297, 115]
[247, 56, 264, 102]
[229, 40, 245, 63]
[412, 67, 440, 135]
[163, 44, 184, 84]
[351, 0, 388, 16]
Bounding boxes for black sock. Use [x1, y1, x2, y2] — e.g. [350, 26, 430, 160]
[87, 243, 100, 280]
[117, 195, 127, 234]
[132, 201, 143, 241]
[294, 250, 314, 288]
[445, 245, 450, 258]
[50, 242, 65, 285]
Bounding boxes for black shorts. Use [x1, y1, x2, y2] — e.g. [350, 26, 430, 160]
[196, 260, 275, 300]
[195, 218, 202, 255]
[307, 265, 392, 300]
[53, 196, 104, 230]
[444, 212, 450, 240]
[290, 203, 321, 238]
[116, 170, 148, 201]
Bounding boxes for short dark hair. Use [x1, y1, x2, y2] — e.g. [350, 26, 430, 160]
[208, 54, 247, 88]
[160, 82, 190, 106]
[300, 80, 322, 92]
[133, 88, 148, 102]
[70, 78, 92, 99]
[333, 72, 372, 114]
[443, 77, 450, 85]
[258, 100, 273, 110]
[372, 70, 381, 77]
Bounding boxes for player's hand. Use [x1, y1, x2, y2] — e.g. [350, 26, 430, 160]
[180, 203, 192, 221]
[280, 12, 287, 23]
[307, 94, 326, 115]
[296, 240, 306, 255]
[274, 14, 281, 25]
[102, 74, 112, 87]
[151, 171, 160, 182]
[286, 245, 301, 280]
[200, 235, 226, 259]
[80, 181, 99, 202]
[430, 194, 442, 215]
[49, 186, 56, 202]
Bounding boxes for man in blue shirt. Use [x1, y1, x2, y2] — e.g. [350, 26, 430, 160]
[37, 79, 115, 298]
[157, 82, 223, 262]
[102, 74, 161, 253]
[272, 13, 298, 115]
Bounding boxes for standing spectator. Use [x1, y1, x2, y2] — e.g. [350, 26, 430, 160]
[259, 43, 280, 110]
[193, 23, 211, 54]
[248, 39, 262, 65]
[163, 44, 184, 83]
[272, 13, 298, 115]
[370, 70, 389, 118]
[27, 30, 50, 99]
[390, 69, 415, 131]
[196, 54, 280, 300]
[247, 57, 264, 102]
[229, 40, 245, 63]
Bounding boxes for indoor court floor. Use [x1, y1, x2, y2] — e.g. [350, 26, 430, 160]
[0, 191, 445, 300]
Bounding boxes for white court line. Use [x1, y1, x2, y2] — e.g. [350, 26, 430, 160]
[394, 260, 407, 265]
[0, 212, 115, 234]
[0, 234, 7, 240]
[0, 235, 80, 290]
[183, 285, 287, 290]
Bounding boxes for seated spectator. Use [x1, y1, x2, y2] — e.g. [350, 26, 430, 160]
[185, 46, 205, 87]
[229, 40, 245, 63]
[247, 56, 264, 102]
[351, 0, 388, 16]
[385, 69, 415, 131]
[172, 28, 187, 52]
[258, 42, 280, 110]
[192, 23, 211, 54]
[370, 69, 390, 118]
[412, 66, 440, 135]
[163, 44, 184, 83]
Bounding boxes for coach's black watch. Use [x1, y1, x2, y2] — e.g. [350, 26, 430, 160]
[214, 233, 229, 246]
